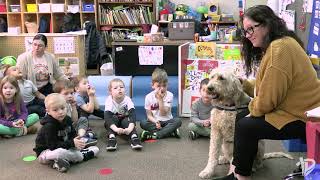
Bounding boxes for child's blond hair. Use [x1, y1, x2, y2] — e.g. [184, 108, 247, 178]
[108, 78, 125, 91]
[45, 93, 66, 109]
[53, 79, 75, 93]
[151, 68, 168, 84]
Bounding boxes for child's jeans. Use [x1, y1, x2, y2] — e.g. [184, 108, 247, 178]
[140, 118, 182, 138]
[38, 148, 83, 164]
[0, 113, 39, 135]
[104, 116, 138, 137]
[188, 122, 211, 137]
[73, 117, 89, 133]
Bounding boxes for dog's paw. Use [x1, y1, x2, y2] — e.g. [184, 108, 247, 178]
[199, 168, 215, 179]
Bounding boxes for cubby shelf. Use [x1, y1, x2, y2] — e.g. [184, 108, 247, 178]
[0, 0, 98, 33]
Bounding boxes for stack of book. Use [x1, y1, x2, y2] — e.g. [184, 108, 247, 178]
[100, 5, 153, 25]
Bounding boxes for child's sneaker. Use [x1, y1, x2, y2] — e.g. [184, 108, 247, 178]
[172, 128, 181, 138]
[130, 136, 143, 150]
[140, 130, 155, 142]
[52, 158, 70, 173]
[106, 137, 117, 151]
[81, 146, 99, 161]
[81, 137, 98, 148]
[27, 125, 38, 134]
[16, 126, 28, 137]
[85, 130, 97, 140]
[188, 130, 199, 140]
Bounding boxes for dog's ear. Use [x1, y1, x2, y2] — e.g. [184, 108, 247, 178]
[233, 77, 244, 107]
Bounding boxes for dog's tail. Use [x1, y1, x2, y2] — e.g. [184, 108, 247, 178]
[263, 152, 294, 160]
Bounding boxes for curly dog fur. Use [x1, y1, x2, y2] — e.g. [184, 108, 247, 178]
[198, 69, 293, 179]
[198, 69, 252, 178]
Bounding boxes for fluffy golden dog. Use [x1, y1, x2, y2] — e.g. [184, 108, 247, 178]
[199, 69, 292, 179]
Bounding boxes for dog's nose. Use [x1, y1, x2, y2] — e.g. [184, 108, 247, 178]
[207, 86, 214, 92]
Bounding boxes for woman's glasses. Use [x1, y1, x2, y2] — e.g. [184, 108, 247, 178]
[241, 24, 261, 37]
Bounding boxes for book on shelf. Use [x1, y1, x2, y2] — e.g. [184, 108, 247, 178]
[99, 5, 153, 26]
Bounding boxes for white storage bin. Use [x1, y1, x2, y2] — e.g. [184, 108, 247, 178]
[38, 3, 50, 13]
[8, 26, 21, 34]
[67, 5, 79, 13]
[51, 4, 64, 12]
[100, 63, 114, 76]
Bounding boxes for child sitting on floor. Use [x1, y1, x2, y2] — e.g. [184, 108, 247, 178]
[188, 78, 213, 140]
[33, 93, 99, 173]
[53, 80, 97, 147]
[105, 78, 142, 151]
[0, 75, 39, 137]
[140, 68, 182, 141]
[72, 75, 104, 122]
[4, 65, 46, 117]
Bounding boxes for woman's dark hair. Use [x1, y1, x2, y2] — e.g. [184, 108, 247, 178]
[33, 34, 48, 47]
[240, 5, 304, 76]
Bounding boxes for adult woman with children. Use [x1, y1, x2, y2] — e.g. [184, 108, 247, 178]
[216, 5, 320, 180]
[17, 34, 67, 96]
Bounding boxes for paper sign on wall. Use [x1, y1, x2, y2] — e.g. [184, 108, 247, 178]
[281, 10, 295, 31]
[24, 37, 34, 52]
[138, 46, 163, 65]
[53, 37, 75, 54]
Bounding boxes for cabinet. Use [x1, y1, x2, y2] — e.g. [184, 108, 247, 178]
[0, 0, 97, 33]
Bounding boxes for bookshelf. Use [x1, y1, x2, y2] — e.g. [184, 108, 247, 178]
[0, 0, 97, 33]
[98, 0, 155, 38]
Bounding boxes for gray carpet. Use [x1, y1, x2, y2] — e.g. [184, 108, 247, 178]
[0, 118, 305, 180]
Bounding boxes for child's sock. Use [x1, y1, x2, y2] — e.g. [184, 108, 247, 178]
[152, 132, 157, 139]
[109, 134, 115, 139]
[131, 134, 137, 139]
[78, 129, 86, 137]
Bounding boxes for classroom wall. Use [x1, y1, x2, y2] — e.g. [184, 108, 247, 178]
[170, 0, 268, 20]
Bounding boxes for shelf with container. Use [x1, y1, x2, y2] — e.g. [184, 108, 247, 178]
[0, 0, 98, 33]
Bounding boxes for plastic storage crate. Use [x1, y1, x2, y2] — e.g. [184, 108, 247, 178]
[51, 4, 64, 12]
[38, 3, 50, 13]
[0, 4, 6, 12]
[26, 4, 37, 12]
[10, 5, 20, 12]
[82, 3, 94, 12]
[282, 139, 307, 152]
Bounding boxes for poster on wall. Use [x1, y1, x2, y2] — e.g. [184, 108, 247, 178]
[307, 0, 320, 57]
[138, 46, 163, 65]
[53, 37, 75, 54]
[24, 37, 34, 52]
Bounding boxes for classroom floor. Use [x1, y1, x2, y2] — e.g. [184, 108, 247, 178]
[0, 118, 305, 180]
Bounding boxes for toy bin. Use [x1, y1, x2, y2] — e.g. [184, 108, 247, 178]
[282, 139, 307, 152]
[51, 4, 64, 12]
[82, 3, 94, 12]
[38, 3, 50, 13]
[10, 5, 20, 12]
[0, 4, 6, 12]
[67, 5, 79, 13]
[26, 4, 37, 12]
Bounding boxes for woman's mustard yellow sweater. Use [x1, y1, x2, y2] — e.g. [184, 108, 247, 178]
[243, 37, 320, 130]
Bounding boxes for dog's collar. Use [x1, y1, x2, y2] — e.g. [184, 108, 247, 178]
[213, 104, 248, 111]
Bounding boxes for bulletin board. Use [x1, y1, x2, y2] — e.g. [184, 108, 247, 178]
[178, 42, 245, 117]
[0, 33, 86, 76]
